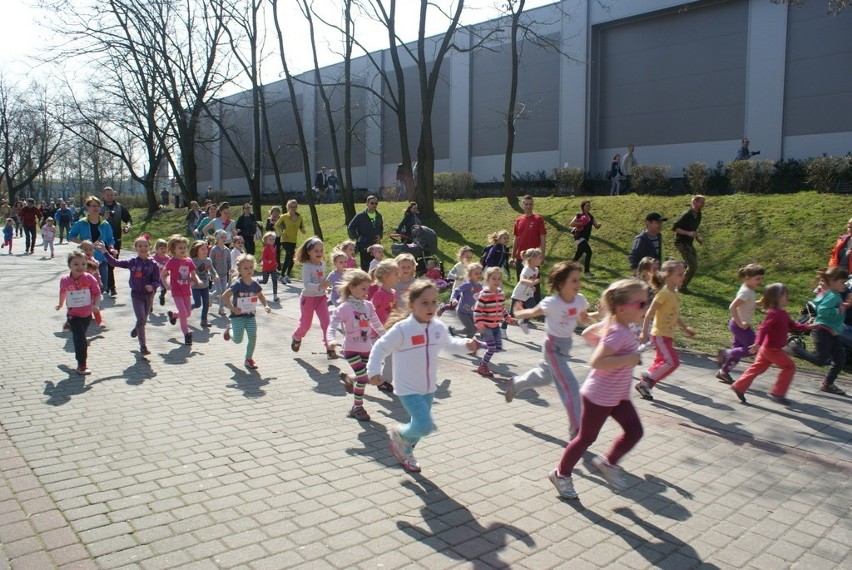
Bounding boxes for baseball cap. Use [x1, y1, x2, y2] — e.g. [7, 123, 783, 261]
[646, 212, 667, 222]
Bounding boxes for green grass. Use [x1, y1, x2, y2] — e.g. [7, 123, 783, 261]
[129, 191, 850, 357]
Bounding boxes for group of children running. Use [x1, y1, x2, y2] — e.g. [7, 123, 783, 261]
[49, 206, 849, 499]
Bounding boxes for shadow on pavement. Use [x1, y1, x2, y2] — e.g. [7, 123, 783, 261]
[397, 475, 535, 564]
[44, 369, 92, 406]
[224, 363, 272, 398]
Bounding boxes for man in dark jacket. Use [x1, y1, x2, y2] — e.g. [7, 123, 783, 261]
[628, 212, 667, 273]
[101, 187, 133, 296]
[672, 195, 705, 294]
[18, 198, 42, 254]
[347, 195, 383, 272]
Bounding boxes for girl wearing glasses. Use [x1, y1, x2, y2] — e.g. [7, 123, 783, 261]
[548, 278, 649, 500]
[504, 262, 593, 442]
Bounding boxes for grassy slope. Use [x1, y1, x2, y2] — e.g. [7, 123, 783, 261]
[130, 192, 850, 357]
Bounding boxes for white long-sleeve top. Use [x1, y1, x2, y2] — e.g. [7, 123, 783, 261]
[301, 261, 327, 297]
[366, 315, 471, 396]
[329, 298, 385, 353]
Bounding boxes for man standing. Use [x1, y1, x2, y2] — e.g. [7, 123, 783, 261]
[735, 138, 758, 161]
[672, 195, 705, 294]
[18, 198, 42, 254]
[314, 167, 328, 204]
[512, 195, 547, 304]
[628, 212, 667, 273]
[100, 187, 132, 296]
[621, 145, 637, 194]
[347, 195, 383, 272]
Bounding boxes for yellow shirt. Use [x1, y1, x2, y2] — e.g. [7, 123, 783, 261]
[274, 213, 304, 243]
[650, 287, 680, 338]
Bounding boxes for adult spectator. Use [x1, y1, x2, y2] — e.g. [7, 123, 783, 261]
[69, 196, 115, 287]
[621, 145, 637, 194]
[570, 200, 601, 275]
[235, 203, 261, 255]
[347, 195, 384, 272]
[42, 201, 57, 225]
[326, 170, 339, 203]
[101, 187, 133, 296]
[628, 212, 667, 273]
[393, 202, 422, 242]
[185, 201, 203, 237]
[672, 195, 705, 294]
[12, 201, 22, 237]
[609, 154, 622, 196]
[735, 138, 758, 161]
[828, 218, 852, 272]
[274, 199, 306, 284]
[18, 198, 42, 254]
[54, 201, 74, 244]
[161, 187, 170, 207]
[314, 167, 328, 204]
[194, 204, 218, 239]
[512, 195, 547, 304]
[201, 202, 235, 245]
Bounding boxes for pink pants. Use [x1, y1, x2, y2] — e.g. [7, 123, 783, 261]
[646, 335, 680, 385]
[731, 347, 795, 397]
[173, 295, 192, 335]
[294, 295, 329, 346]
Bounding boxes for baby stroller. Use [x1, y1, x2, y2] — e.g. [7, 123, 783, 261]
[786, 300, 816, 351]
[390, 225, 444, 278]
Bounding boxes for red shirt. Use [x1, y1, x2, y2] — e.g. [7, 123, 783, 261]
[19, 206, 42, 227]
[261, 243, 277, 272]
[512, 214, 546, 259]
[754, 308, 811, 349]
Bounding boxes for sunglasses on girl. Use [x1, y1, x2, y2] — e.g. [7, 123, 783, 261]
[624, 300, 648, 309]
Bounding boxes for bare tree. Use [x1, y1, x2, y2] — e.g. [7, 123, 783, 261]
[270, 0, 323, 240]
[0, 77, 64, 204]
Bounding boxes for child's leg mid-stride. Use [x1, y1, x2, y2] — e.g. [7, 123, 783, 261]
[389, 393, 436, 472]
[646, 335, 680, 385]
[68, 315, 93, 373]
[230, 317, 257, 360]
[172, 296, 192, 336]
[294, 296, 330, 345]
[720, 320, 755, 375]
[131, 293, 154, 350]
[730, 347, 794, 402]
[345, 352, 371, 420]
[477, 327, 499, 376]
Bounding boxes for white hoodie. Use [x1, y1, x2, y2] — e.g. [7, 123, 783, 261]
[366, 315, 470, 396]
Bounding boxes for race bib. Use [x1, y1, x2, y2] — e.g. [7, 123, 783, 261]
[66, 289, 90, 308]
[236, 296, 258, 313]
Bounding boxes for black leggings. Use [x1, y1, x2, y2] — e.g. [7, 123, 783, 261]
[281, 242, 296, 277]
[23, 225, 37, 251]
[793, 328, 847, 384]
[69, 315, 92, 367]
[573, 240, 592, 273]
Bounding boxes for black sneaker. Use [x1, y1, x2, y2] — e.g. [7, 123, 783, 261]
[168, 311, 177, 325]
[715, 370, 734, 384]
[184, 332, 193, 346]
[140, 346, 151, 356]
[820, 382, 846, 395]
[377, 381, 394, 393]
[130, 328, 138, 338]
[159, 291, 166, 306]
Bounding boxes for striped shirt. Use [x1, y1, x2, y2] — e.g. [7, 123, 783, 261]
[473, 287, 507, 328]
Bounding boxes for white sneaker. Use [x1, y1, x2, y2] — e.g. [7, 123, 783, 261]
[591, 456, 627, 490]
[518, 321, 530, 335]
[548, 469, 578, 499]
[504, 377, 518, 403]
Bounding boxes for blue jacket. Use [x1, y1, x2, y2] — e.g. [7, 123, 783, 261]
[68, 218, 115, 263]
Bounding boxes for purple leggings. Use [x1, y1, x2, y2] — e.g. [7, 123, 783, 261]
[720, 320, 755, 374]
[557, 396, 643, 477]
[131, 292, 154, 348]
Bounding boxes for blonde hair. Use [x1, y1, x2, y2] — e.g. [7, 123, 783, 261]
[600, 278, 648, 315]
[368, 243, 384, 254]
[235, 253, 256, 271]
[483, 266, 503, 281]
[522, 248, 542, 265]
[466, 262, 483, 279]
[373, 259, 399, 283]
[262, 231, 277, 243]
[67, 249, 87, 266]
[338, 269, 372, 301]
[395, 253, 416, 267]
[154, 238, 168, 251]
[79, 239, 94, 251]
[338, 239, 355, 253]
[385, 278, 437, 328]
[637, 256, 658, 279]
[651, 259, 686, 290]
[167, 234, 190, 256]
[488, 230, 509, 245]
[456, 245, 474, 261]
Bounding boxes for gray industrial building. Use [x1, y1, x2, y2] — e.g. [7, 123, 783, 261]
[197, 0, 852, 196]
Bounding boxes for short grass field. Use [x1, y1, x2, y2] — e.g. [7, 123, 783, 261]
[129, 191, 850, 358]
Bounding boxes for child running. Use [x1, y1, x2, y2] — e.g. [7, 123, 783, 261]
[367, 243, 384, 272]
[161, 235, 201, 345]
[80, 242, 105, 330]
[190, 240, 217, 328]
[502, 247, 542, 338]
[394, 253, 417, 309]
[229, 235, 246, 277]
[473, 266, 513, 377]
[223, 254, 271, 369]
[329, 269, 386, 421]
[635, 260, 696, 400]
[3, 218, 13, 253]
[327, 250, 347, 306]
[369, 259, 400, 392]
[443, 262, 483, 338]
[339, 240, 357, 270]
[716, 264, 765, 384]
[209, 231, 231, 316]
[731, 283, 813, 405]
[153, 239, 171, 307]
[549, 278, 648, 500]
[788, 267, 849, 395]
[98, 236, 160, 355]
[291, 236, 335, 359]
[259, 231, 280, 302]
[481, 230, 511, 277]
[366, 279, 480, 472]
[42, 218, 56, 258]
[56, 250, 101, 375]
[505, 262, 592, 440]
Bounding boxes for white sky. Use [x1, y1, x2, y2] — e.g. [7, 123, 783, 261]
[0, 0, 555, 93]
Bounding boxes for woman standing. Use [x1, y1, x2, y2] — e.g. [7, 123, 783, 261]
[201, 202, 235, 246]
[235, 203, 260, 255]
[274, 199, 306, 284]
[609, 154, 622, 196]
[570, 200, 601, 276]
[68, 196, 116, 287]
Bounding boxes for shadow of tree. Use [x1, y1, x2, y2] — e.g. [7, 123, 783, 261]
[396, 475, 535, 564]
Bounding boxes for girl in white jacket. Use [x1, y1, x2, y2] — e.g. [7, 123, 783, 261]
[367, 279, 480, 473]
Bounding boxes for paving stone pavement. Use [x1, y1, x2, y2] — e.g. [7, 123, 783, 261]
[0, 239, 850, 569]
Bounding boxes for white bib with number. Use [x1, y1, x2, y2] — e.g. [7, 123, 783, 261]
[236, 295, 257, 314]
[66, 289, 90, 309]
